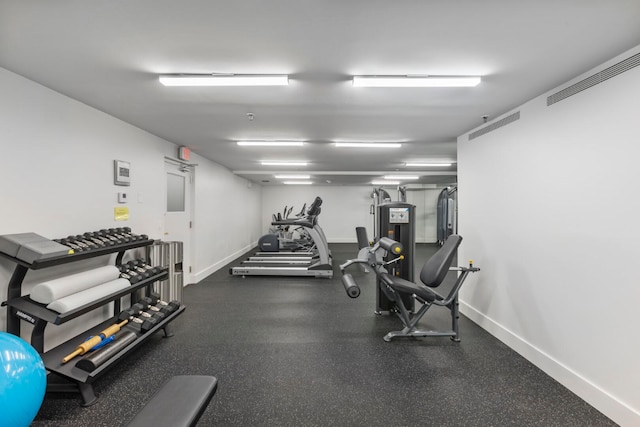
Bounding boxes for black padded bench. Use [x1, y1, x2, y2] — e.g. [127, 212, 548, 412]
[126, 375, 218, 427]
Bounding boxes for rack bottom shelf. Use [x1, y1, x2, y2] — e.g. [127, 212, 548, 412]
[41, 305, 185, 406]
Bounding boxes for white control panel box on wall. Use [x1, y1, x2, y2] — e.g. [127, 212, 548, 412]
[114, 160, 131, 186]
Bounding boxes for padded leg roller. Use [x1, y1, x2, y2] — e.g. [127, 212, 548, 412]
[126, 375, 218, 427]
[341, 273, 360, 298]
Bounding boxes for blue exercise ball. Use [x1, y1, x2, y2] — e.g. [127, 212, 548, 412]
[0, 332, 47, 427]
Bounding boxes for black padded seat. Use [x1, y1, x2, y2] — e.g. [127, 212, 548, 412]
[126, 375, 218, 427]
[380, 273, 444, 303]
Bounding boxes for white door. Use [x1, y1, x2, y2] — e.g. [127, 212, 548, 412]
[164, 159, 194, 284]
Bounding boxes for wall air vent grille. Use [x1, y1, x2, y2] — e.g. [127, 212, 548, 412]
[547, 52, 640, 106]
[469, 111, 520, 141]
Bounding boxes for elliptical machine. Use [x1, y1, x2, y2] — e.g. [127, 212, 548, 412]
[258, 204, 313, 252]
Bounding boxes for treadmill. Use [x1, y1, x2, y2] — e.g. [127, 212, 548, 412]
[230, 197, 333, 278]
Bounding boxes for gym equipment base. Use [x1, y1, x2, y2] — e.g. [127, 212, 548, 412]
[383, 328, 460, 342]
[230, 265, 333, 278]
[40, 305, 185, 406]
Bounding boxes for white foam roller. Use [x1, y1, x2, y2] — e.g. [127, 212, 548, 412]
[30, 265, 120, 304]
[46, 278, 131, 314]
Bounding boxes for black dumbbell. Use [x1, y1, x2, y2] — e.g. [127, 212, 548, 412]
[118, 265, 143, 284]
[105, 228, 132, 243]
[131, 259, 162, 275]
[118, 305, 162, 322]
[138, 298, 178, 317]
[56, 238, 83, 252]
[114, 227, 140, 241]
[145, 294, 180, 313]
[117, 310, 159, 333]
[126, 261, 151, 279]
[119, 227, 149, 241]
[97, 230, 124, 245]
[80, 234, 106, 249]
[137, 298, 173, 316]
[131, 303, 166, 321]
[85, 232, 115, 247]
[132, 301, 168, 319]
[68, 235, 97, 250]
[76, 233, 102, 248]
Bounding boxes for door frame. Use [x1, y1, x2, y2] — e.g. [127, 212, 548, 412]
[163, 156, 196, 285]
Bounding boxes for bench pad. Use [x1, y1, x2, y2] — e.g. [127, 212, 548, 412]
[126, 375, 218, 427]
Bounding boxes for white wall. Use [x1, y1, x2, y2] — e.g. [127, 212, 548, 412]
[261, 185, 443, 243]
[457, 46, 640, 426]
[192, 156, 262, 282]
[0, 67, 262, 348]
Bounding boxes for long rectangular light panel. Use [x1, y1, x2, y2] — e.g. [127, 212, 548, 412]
[405, 162, 453, 167]
[353, 76, 481, 87]
[261, 161, 308, 166]
[335, 142, 402, 148]
[384, 175, 419, 180]
[275, 175, 310, 179]
[238, 141, 304, 146]
[372, 180, 400, 185]
[159, 74, 289, 86]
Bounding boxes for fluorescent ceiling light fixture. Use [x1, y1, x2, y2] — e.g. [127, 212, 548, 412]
[261, 161, 308, 166]
[405, 162, 453, 167]
[383, 175, 419, 180]
[284, 181, 313, 185]
[237, 141, 304, 147]
[159, 74, 289, 86]
[335, 142, 402, 148]
[352, 75, 481, 87]
[275, 174, 310, 179]
[372, 180, 400, 185]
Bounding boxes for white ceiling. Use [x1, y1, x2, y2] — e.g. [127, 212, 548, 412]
[2, 1, 640, 187]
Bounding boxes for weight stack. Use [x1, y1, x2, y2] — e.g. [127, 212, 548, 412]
[376, 202, 415, 313]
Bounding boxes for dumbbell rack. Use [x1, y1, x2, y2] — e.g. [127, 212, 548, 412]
[1, 237, 185, 406]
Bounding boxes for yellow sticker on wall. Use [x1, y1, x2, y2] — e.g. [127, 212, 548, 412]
[114, 207, 129, 221]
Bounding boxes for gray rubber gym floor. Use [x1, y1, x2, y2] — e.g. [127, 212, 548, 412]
[33, 243, 617, 426]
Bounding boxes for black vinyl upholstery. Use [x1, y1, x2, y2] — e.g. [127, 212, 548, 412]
[419, 235, 462, 287]
[380, 273, 443, 303]
[126, 375, 218, 427]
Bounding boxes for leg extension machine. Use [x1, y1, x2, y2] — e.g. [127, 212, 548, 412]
[340, 234, 480, 342]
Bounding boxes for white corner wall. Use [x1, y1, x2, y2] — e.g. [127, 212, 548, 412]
[0, 67, 262, 347]
[457, 46, 640, 426]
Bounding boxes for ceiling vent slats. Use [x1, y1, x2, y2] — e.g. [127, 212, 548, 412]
[468, 111, 520, 141]
[547, 52, 640, 106]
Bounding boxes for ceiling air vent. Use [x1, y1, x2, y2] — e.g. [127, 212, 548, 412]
[469, 111, 520, 141]
[547, 52, 640, 106]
